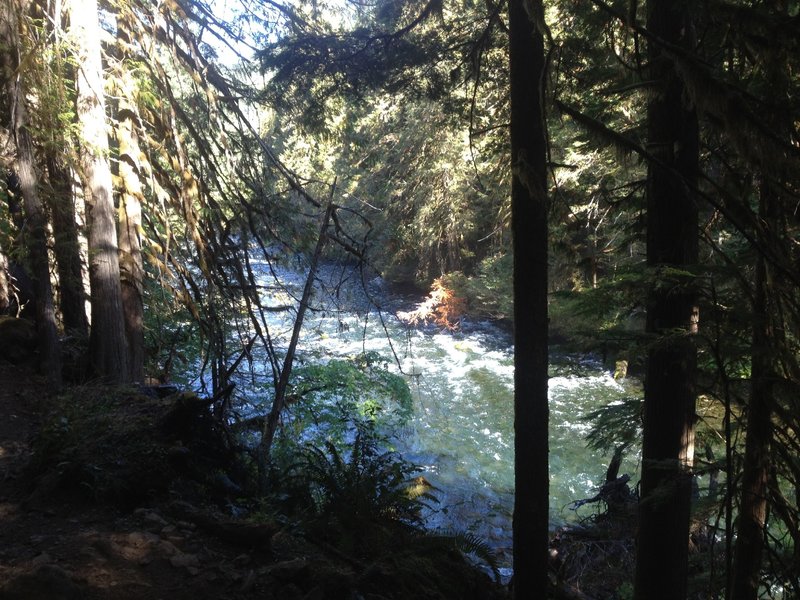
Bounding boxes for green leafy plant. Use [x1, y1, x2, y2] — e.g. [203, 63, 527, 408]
[422, 530, 502, 583]
[298, 420, 433, 525]
[583, 396, 642, 454]
[278, 353, 413, 450]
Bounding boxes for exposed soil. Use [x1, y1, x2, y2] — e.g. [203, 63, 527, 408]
[0, 363, 506, 600]
[0, 364, 277, 599]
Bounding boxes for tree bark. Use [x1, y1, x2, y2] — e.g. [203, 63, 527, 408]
[634, 1, 699, 599]
[730, 184, 775, 600]
[731, 1, 789, 594]
[509, 1, 550, 598]
[1, 0, 62, 388]
[46, 154, 89, 337]
[69, 0, 130, 382]
[115, 15, 146, 383]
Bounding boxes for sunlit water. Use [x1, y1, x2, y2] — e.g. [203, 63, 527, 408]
[208, 261, 641, 568]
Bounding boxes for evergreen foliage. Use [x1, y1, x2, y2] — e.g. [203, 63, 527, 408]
[2, 0, 800, 595]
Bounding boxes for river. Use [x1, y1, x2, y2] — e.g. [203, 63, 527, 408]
[196, 260, 642, 569]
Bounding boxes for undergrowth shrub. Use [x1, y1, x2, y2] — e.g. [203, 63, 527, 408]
[27, 385, 231, 508]
[273, 419, 435, 554]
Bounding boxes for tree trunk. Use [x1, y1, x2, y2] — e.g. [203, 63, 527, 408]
[0, 244, 8, 314]
[634, 2, 699, 599]
[730, 184, 775, 600]
[115, 16, 145, 383]
[509, 1, 550, 598]
[46, 155, 89, 337]
[1, 0, 62, 388]
[69, 0, 130, 382]
[257, 200, 334, 490]
[731, 1, 789, 594]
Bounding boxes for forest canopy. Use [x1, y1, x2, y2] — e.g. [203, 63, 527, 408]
[1, 0, 799, 598]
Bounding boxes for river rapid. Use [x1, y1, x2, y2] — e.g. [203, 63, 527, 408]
[207, 260, 641, 569]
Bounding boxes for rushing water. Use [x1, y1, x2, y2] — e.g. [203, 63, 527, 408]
[211, 260, 641, 568]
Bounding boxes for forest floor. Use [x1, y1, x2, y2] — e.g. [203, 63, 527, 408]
[0, 362, 506, 600]
[0, 363, 279, 600]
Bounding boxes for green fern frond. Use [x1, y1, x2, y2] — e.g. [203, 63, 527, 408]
[426, 530, 501, 583]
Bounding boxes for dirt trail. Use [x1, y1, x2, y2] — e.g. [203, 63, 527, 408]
[0, 364, 287, 600]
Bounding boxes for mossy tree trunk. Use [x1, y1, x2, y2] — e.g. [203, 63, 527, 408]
[69, 0, 130, 382]
[46, 154, 89, 338]
[1, 0, 62, 388]
[115, 13, 146, 383]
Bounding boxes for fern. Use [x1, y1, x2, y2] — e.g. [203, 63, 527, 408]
[584, 396, 642, 453]
[287, 418, 434, 529]
[424, 530, 501, 583]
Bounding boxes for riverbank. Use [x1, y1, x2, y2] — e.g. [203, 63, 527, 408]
[0, 362, 508, 600]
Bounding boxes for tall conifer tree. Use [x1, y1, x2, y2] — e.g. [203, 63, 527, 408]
[1, 0, 62, 387]
[509, 0, 549, 597]
[114, 11, 146, 383]
[732, 2, 793, 597]
[634, 1, 699, 598]
[69, 0, 130, 382]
